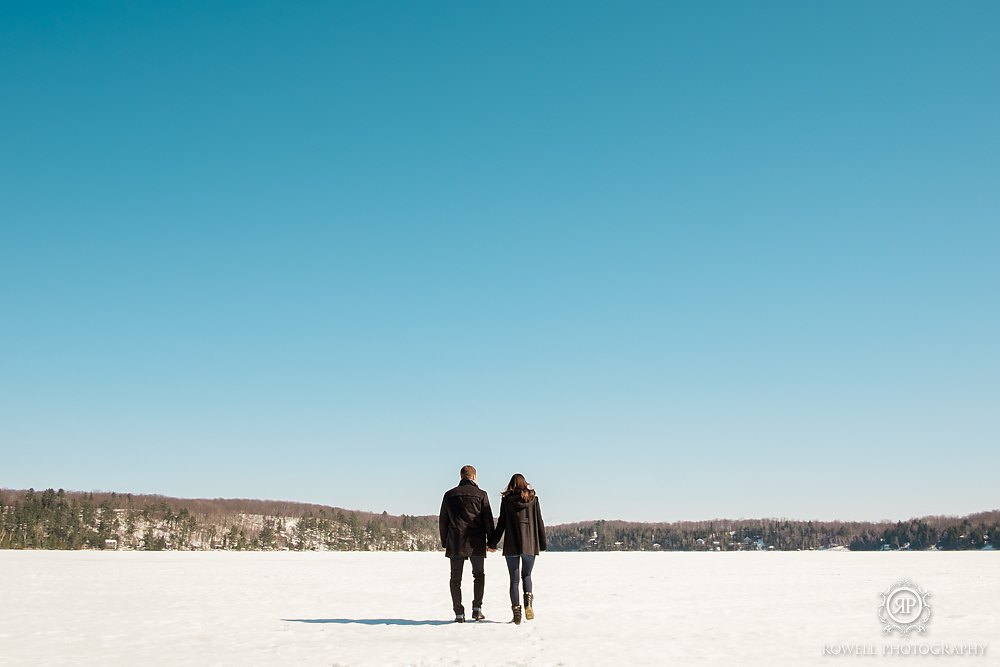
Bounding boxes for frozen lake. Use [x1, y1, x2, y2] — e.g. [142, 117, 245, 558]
[0, 551, 996, 666]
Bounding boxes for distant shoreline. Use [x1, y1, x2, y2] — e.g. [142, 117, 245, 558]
[2, 488, 997, 553]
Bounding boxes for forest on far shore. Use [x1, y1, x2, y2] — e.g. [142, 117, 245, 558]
[0, 488, 439, 552]
[1, 488, 997, 552]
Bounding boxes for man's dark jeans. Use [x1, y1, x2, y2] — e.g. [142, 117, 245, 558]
[505, 554, 535, 606]
[449, 555, 485, 615]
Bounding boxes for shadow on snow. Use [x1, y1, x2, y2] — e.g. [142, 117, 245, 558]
[282, 618, 455, 626]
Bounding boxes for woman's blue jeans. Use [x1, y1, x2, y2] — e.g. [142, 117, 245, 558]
[505, 554, 535, 606]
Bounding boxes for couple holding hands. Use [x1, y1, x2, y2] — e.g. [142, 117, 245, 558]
[439, 465, 547, 624]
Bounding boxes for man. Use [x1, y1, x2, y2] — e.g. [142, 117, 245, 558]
[439, 465, 495, 622]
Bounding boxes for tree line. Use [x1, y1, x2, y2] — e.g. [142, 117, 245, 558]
[0, 488, 439, 551]
[2, 488, 996, 552]
[548, 511, 999, 551]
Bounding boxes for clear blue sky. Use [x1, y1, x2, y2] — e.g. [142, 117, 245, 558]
[2, 2, 998, 524]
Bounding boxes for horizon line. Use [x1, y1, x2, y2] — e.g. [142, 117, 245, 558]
[2, 486, 996, 527]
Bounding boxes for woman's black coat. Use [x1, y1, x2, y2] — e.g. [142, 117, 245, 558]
[488, 494, 546, 556]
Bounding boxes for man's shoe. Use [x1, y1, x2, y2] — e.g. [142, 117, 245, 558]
[524, 592, 534, 621]
[511, 605, 522, 625]
[471, 608, 486, 622]
[454, 613, 465, 623]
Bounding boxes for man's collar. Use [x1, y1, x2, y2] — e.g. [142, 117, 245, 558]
[459, 479, 477, 487]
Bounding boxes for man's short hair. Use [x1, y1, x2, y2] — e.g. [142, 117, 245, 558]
[460, 465, 476, 480]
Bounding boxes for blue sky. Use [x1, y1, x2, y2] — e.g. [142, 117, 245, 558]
[2, 2, 998, 523]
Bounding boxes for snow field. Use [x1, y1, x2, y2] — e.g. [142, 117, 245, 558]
[0, 551, 997, 666]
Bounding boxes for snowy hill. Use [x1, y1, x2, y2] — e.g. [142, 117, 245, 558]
[0, 488, 439, 551]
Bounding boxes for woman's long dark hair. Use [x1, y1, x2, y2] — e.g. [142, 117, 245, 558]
[502, 473, 536, 502]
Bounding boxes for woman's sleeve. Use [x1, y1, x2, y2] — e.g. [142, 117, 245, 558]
[489, 497, 506, 549]
[536, 498, 547, 551]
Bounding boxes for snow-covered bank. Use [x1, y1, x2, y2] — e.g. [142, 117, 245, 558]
[0, 551, 996, 666]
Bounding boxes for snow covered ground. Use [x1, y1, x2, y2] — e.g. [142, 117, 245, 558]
[1, 550, 996, 666]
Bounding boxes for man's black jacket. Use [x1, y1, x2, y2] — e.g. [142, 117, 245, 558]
[439, 479, 494, 558]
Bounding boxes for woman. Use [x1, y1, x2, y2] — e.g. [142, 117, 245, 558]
[488, 473, 546, 625]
